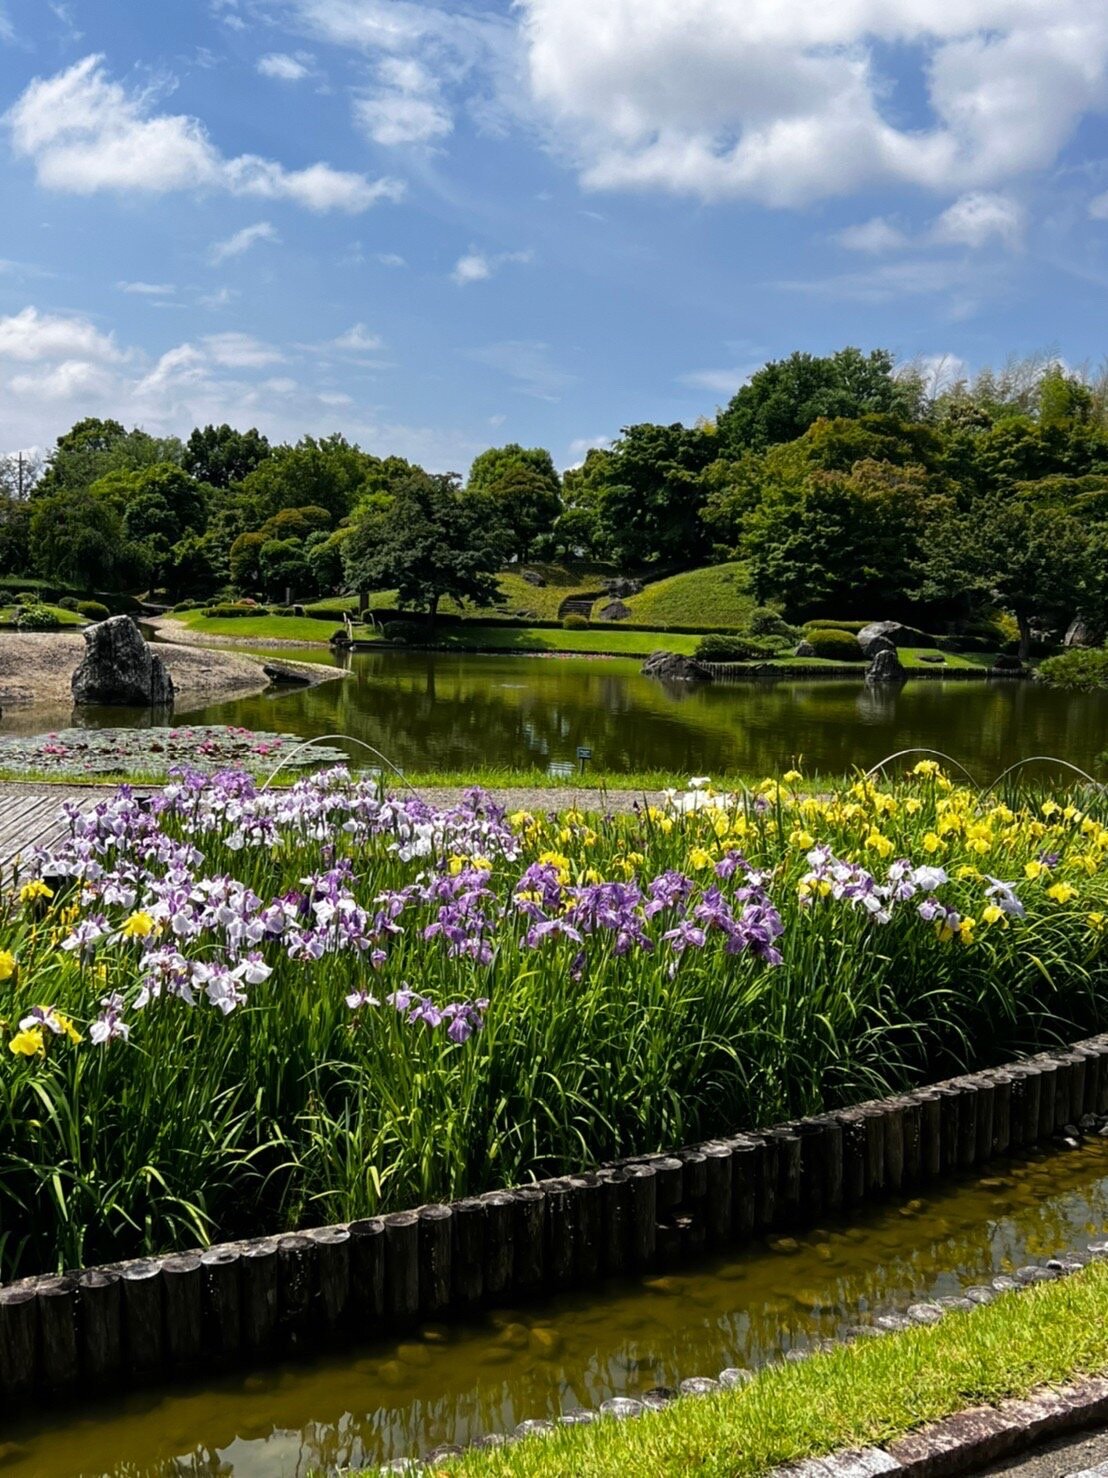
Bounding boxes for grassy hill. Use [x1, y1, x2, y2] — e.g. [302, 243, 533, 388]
[305, 562, 614, 623]
[622, 562, 757, 629]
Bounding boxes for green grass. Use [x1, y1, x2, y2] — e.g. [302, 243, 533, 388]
[0, 604, 87, 627]
[166, 611, 358, 643]
[769, 649, 998, 673]
[304, 563, 617, 623]
[410, 627, 700, 656]
[431, 1263, 1108, 1478]
[623, 562, 758, 630]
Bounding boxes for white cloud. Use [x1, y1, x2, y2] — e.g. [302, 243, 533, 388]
[518, 0, 1108, 206]
[197, 285, 239, 309]
[377, 252, 407, 267]
[466, 340, 573, 400]
[355, 56, 452, 146]
[678, 367, 756, 395]
[5, 54, 404, 213]
[451, 247, 533, 285]
[257, 52, 312, 81]
[931, 192, 1025, 248]
[0, 6, 13, 43]
[836, 216, 910, 253]
[0, 306, 121, 362]
[329, 323, 383, 352]
[209, 220, 281, 263]
[117, 280, 176, 296]
[1088, 191, 1108, 220]
[202, 332, 285, 367]
[566, 434, 611, 467]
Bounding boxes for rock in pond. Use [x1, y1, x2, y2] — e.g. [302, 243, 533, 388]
[71, 615, 174, 709]
[865, 648, 905, 685]
[641, 650, 714, 683]
[263, 663, 311, 687]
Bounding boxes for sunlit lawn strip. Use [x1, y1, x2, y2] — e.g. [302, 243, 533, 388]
[2, 765, 1108, 1279]
[425, 1262, 1108, 1478]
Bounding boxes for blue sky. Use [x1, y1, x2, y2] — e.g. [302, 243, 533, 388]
[1, 0, 1107, 473]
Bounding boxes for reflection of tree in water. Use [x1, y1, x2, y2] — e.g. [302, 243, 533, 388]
[182, 656, 1108, 779]
[25, 1147, 1108, 1476]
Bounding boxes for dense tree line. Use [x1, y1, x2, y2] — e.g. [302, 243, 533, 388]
[4, 348, 1108, 654]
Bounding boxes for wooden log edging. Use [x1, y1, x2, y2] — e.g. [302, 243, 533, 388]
[3, 1035, 1108, 1407]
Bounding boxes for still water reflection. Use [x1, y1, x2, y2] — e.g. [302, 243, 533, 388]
[168, 652, 1108, 782]
[5, 1141, 1108, 1477]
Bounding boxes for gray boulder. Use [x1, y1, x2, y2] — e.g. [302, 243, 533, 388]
[521, 569, 546, 587]
[857, 620, 934, 651]
[263, 663, 311, 686]
[72, 615, 174, 708]
[990, 654, 1026, 677]
[865, 647, 905, 685]
[604, 576, 643, 598]
[794, 640, 816, 657]
[641, 650, 714, 683]
[861, 634, 896, 658]
[597, 599, 632, 621]
[1064, 615, 1094, 647]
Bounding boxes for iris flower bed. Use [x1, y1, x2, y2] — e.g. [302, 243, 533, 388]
[1, 763, 1107, 1278]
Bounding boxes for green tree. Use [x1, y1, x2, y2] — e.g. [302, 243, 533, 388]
[305, 528, 350, 594]
[238, 435, 373, 524]
[229, 531, 267, 593]
[37, 418, 184, 498]
[343, 472, 507, 630]
[164, 533, 222, 601]
[184, 424, 271, 489]
[467, 444, 561, 558]
[259, 539, 312, 601]
[29, 489, 125, 592]
[716, 348, 920, 455]
[0, 492, 32, 577]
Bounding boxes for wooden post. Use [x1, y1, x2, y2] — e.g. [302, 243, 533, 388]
[120, 1259, 164, 1377]
[542, 1181, 577, 1288]
[914, 1091, 942, 1178]
[348, 1218, 385, 1331]
[0, 1287, 38, 1401]
[954, 1081, 978, 1168]
[935, 1086, 960, 1170]
[1067, 1052, 1088, 1123]
[36, 1275, 79, 1390]
[677, 1150, 708, 1256]
[1007, 1071, 1027, 1153]
[837, 1112, 867, 1206]
[382, 1212, 420, 1328]
[513, 1187, 546, 1292]
[771, 1129, 802, 1225]
[479, 1193, 515, 1299]
[1076, 1045, 1100, 1116]
[277, 1234, 318, 1352]
[972, 1076, 995, 1162]
[791, 1121, 826, 1218]
[451, 1199, 486, 1309]
[200, 1247, 241, 1359]
[991, 1072, 1012, 1155]
[1036, 1060, 1058, 1141]
[728, 1138, 759, 1237]
[882, 1102, 906, 1191]
[305, 1226, 350, 1334]
[861, 1108, 886, 1197]
[627, 1163, 657, 1270]
[701, 1143, 733, 1248]
[78, 1268, 123, 1382]
[418, 1205, 454, 1315]
[569, 1174, 603, 1282]
[162, 1255, 204, 1367]
[597, 1168, 631, 1274]
[240, 1237, 279, 1353]
[1052, 1055, 1073, 1130]
[900, 1099, 922, 1185]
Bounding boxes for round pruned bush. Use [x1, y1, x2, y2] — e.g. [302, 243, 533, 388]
[803, 628, 865, 661]
[382, 620, 424, 644]
[56, 596, 80, 612]
[14, 592, 38, 607]
[201, 604, 259, 619]
[562, 613, 589, 630]
[694, 633, 776, 662]
[746, 607, 798, 639]
[77, 600, 110, 622]
[15, 603, 61, 632]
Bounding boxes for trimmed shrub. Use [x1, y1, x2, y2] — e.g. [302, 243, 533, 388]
[382, 621, 423, 644]
[746, 607, 796, 638]
[77, 600, 110, 622]
[14, 592, 38, 607]
[803, 628, 865, 661]
[563, 613, 589, 629]
[201, 604, 260, 619]
[1036, 648, 1108, 691]
[801, 618, 870, 633]
[57, 596, 80, 611]
[694, 634, 776, 662]
[15, 602, 61, 631]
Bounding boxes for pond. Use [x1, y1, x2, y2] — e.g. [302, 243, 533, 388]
[175, 652, 1104, 782]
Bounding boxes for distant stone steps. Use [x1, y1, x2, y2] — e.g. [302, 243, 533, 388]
[558, 595, 598, 620]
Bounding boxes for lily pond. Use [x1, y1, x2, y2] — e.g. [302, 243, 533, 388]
[6, 649, 1106, 782]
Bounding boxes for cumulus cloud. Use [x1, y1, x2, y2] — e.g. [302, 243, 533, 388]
[117, 281, 176, 295]
[930, 192, 1025, 248]
[202, 332, 285, 367]
[5, 54, 404, 212]
[329, 323, 383, 352]
[0, 305, 121, 362]
[516, 0, 1108, 205]
[451, 247, 533, 285]
[257, 52, 312, 81]
[1089, 191, 1108, 220]
[355, 56, 452, 145]
[209, 220, 281, 263]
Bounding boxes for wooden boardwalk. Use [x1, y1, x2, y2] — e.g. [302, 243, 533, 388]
[0, 786, 103, 871]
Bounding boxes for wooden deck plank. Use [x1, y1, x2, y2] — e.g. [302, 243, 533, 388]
[0, 789, 96, 868]
[0, 797, 62, 852]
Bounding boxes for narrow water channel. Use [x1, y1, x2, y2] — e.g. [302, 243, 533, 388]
[6, 1140, 1108, 1478]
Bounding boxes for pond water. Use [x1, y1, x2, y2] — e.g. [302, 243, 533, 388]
[169, 652, 1106, 782]
[5, 1140, 1108, 1477]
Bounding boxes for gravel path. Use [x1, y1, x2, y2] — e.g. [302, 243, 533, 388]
[149, 616, 332, 652]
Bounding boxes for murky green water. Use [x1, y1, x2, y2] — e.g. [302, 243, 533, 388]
[5, 1142, 1108, 1477]
[176, 653, 1108, 781]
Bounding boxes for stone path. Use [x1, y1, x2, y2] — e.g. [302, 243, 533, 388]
[972, 1429, 1108, 1478]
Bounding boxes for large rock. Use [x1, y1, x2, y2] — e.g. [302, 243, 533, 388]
[865, 647, 905, 685]
[857, 621, 935, 652]
[597, 599, 632, 621]
[641, 650, 714, 683]
[1064, 615, 1095, 647]
[71, 616, 174, 708]
[989, 654, 1026, 677]
[604, 576, 643, 598]
[521, 569, 546, 587]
